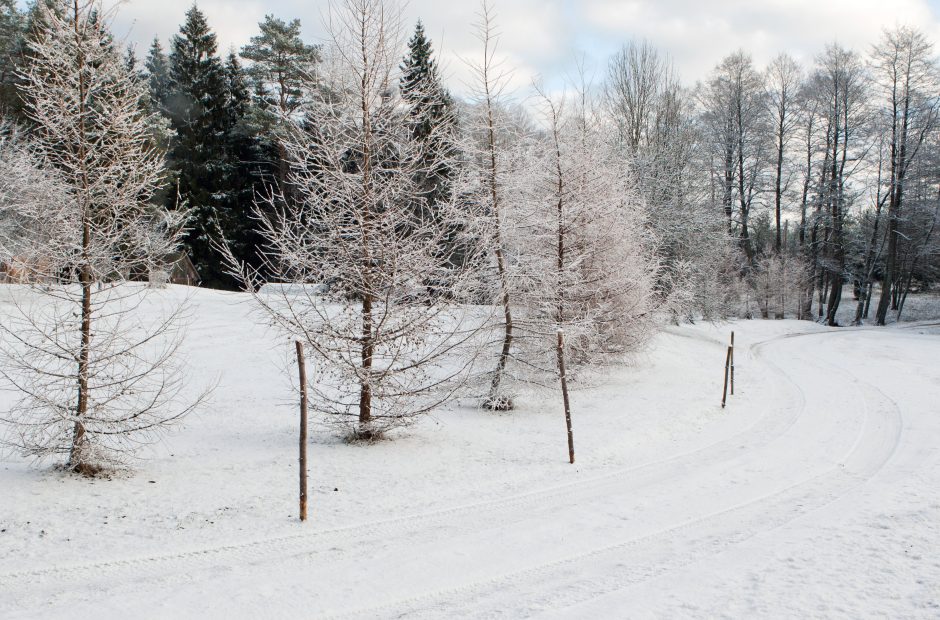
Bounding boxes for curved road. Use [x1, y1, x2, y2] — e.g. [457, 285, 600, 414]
[2, 324, 938, 618]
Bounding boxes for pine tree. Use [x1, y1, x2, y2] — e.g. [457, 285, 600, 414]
[240, 15, 319, 117]
[145, 37, 171, 111]
[240, 14, 320, 235]
[400, 21, 462, 274]
[166, 5, 253, 289]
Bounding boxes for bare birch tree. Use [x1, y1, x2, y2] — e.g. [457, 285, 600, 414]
[765, 54, 803, 257]
[0, 0, 198, 474]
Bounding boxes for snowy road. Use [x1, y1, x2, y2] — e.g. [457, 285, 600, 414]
[2, 305, 939, 618]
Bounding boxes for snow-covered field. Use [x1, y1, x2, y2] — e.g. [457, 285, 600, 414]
[1, 286, 939, 618]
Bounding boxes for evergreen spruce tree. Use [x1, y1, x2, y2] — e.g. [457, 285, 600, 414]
[145, 37, 171, 112]
[166, 5, 256, 289]
[240, 15, 319, 218]
[220, 50, 264, 274]
[399, 21, 463, 274]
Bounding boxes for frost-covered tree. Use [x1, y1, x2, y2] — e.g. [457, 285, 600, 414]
[0, 120, 67, 261]
[465, 2, 520, 410]
[228, 0, 490, 440]
[806, 44, 870, 325]
[0, 0, 199, 474]
[699, 51, 768, 267]
[871, 27, 940, 325]
[765, 53, 803, 257]
[606, 40, 734, 321]
[511, 86, 658, 463]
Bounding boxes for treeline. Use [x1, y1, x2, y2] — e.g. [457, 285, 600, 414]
[609, 35, 940, 326]
[690, 34, 940, 325]
[0, 1, 321, 288]
[2, 0, 938, 323]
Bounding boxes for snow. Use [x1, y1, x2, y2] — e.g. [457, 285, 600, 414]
[1, 285, 939, 618]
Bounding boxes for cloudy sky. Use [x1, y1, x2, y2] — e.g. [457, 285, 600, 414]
[24, 0, 940, 95]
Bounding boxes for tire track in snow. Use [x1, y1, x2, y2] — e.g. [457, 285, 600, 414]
[0, 330, 801, 600]
[1, 327, 884, 617]
[321, 331, 904, 619]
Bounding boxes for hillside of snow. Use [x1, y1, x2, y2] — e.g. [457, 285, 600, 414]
[1, 285, 938, 618]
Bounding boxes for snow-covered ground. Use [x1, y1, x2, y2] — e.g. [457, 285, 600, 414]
[1, 286, 938, 618]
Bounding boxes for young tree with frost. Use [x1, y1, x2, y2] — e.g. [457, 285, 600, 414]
[512, 87, 657, 463]
[228, 0, 490, 440]
[0, 0, 198, 474]
[465, 2, 519, 410]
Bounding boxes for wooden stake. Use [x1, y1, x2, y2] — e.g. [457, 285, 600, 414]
[721, 345, 731, 408]
[295, 340, 309, 522]
[730, 331, 735, 396]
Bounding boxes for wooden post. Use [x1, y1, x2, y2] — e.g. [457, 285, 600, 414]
[730, 331, 735, 396]
[721, 345, 731, 408]
[295, 340, 309, 522]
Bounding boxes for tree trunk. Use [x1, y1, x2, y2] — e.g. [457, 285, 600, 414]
[70, 260, 92, 472]
[556, 330, 574, 465]
[359, 294, 373, 431]
[296, 340, 308, 522]
[484, 72, 514, 411]
[774, 117, 785, 254]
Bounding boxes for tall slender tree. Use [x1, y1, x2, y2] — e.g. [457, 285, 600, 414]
[464, 3, 519, 410]
[872, 27, 940, 325]
[765, 53, 802, 256]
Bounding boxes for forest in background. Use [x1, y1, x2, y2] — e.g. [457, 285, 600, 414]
[1, 0, 938, 324]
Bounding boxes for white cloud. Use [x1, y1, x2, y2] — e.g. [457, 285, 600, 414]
[73, 0, 940, 96]
[582, 0, 940, 81]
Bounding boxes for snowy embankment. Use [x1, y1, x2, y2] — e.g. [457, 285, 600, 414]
[1, 286, 938, 618]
